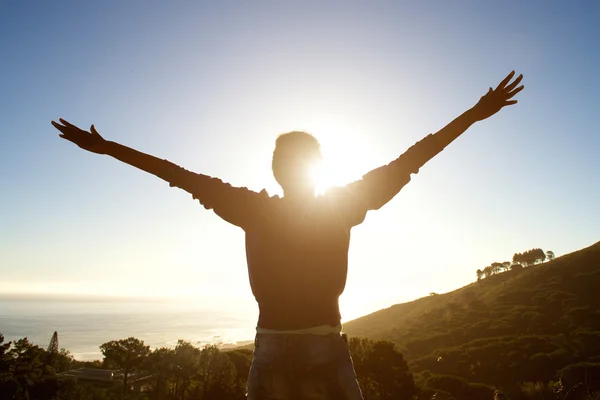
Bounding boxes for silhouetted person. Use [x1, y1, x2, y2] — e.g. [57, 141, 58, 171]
[52, 71, 523, 399]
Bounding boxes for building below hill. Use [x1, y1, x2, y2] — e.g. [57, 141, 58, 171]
[58, 368, 154, 392]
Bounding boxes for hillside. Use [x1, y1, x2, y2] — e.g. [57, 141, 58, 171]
[343, 240, 600, 387]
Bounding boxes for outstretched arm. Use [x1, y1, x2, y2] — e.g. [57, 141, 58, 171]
[51, 119, 268, 228]
[430, 70, 524, 151]
[331, 71, 524, 223]
[51, 118, 182, 180]
[384, 71, 524, 179]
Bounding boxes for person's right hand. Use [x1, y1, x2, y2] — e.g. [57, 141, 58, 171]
[51, 118, 108, 154]
[471, 71, 524, 122]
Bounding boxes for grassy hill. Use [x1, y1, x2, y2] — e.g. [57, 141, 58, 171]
[343, 240, 600, 388]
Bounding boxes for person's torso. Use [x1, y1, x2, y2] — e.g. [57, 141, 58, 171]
[244, 196, 353, 329]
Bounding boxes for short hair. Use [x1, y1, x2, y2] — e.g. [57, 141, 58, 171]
[272, 131, 322, 187]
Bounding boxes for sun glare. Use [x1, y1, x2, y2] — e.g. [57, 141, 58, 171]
[293, 113, 379, 196]
[310, 161, 328, 195]
[310, 159, 355, 195]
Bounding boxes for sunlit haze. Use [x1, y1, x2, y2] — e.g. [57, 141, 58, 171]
[1, 2, 599, 324]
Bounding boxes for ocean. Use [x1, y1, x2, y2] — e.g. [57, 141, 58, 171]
[0, 296, 257, 361]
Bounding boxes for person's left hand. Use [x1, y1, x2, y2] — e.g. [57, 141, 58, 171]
[472, 71, 524, 122]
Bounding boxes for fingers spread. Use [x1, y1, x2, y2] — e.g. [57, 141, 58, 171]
[51, 121, 68, 134]
[504, 100, 518, 106]
[506, 85, 524, 99]
[59, 118, 76, 128]
[505, 74, 523, 92]
[496, 71, 515, 90]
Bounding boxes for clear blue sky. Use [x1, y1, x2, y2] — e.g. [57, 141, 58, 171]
[1, 1, 599, 320]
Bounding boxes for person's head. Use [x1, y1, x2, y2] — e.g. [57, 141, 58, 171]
[272, 131, 322, 197]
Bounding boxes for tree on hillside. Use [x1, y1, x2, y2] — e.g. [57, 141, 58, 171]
[491, 262, 503, 275]
[225, 349, 253, 397]
[349, 337, 417, 400]
[476, 269, 483, 281]
[144, 347, 175, 398]
[196, 345, 236, 400]
[44, 331, 72, 373]
[510, 262, 523, 271]
[546, 250, 555, 262]
[424, 374, 495, 400]
[47, 332, 58, 354]
[0, 334, 13, 379]
[477, 260, 515, 281]
[513, 252, 524, 266]
[513, 252, 527, 267]
[0, 334, 10, 361]
[11, 337, 45, 373]
[100, 337, 150, 392]
[531, 248, 546, 264]
[514, 248, 546, 266]
[0, 335, 17, 400]
[483, 266, 493, 278]
[8, 337, 47, 398]
[171, 340, 201, 399]
[45, 331, 59, 370]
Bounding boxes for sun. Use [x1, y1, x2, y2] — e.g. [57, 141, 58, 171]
[274, 112, 381, 196]
[312, 158, 372, 195]
[309, 161, 328, 195]
[307, 136, 374, 196]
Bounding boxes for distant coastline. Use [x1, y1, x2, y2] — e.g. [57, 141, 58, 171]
[0, 296, 257, 361]
[0, 292, 193, 303]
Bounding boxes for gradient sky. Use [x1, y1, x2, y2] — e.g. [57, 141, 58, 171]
[1, 1, 599, 321]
